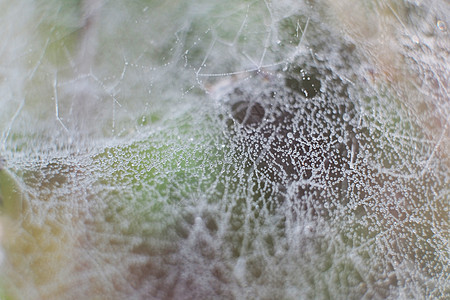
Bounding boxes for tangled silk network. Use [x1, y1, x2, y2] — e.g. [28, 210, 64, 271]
[0, 0, 448, 299]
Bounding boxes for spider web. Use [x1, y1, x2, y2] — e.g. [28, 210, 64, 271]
[0, 0, 448, 299]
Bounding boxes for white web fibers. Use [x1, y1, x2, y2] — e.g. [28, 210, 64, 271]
[0, 0, 448, 299]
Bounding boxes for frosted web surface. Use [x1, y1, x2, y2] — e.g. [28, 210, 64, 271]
[0, 0, 448, 299]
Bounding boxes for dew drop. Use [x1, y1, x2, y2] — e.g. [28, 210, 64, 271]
[343, 113, 350, 122]
[437, 20, 446, 31]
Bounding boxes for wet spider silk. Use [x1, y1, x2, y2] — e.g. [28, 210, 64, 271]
[0, 0, 448, 299]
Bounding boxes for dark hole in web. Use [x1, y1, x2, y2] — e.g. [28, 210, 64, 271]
[226, 66, 358, 215]
[231, 100, 265, 126]
[285, 67, 321, 98]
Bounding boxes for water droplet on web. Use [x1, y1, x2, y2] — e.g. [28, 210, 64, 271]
[343, 113, 350, 122]
[437, 20, 446, 31]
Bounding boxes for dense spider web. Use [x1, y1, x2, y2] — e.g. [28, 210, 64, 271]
[0, 0, 448, 299]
